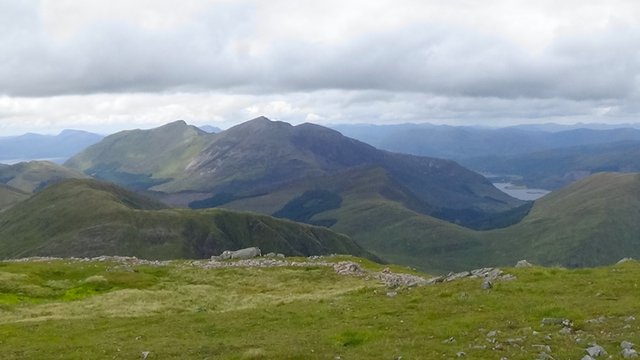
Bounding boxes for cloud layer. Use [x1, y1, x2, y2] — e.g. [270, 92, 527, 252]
[1, 0, 640, 133]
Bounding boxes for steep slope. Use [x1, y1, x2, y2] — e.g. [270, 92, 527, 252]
[464, 141, 640, 189]
[0, 179, 373, 261]
[65, 121, 211, 190]
[0, 161, 88, 193]
[0, 130, 103, 163]
[0, 184, 29, 211]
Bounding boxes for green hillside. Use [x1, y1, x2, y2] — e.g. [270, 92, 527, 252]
[0, 179, 373, 261]
[363, 172, 640, 272]
[261, 172, 640, 273]
[485, 172, 640, 267]
[0, 184, 28, 211]
[1, 256, 640, 359]
[0, 161, 87, 193]
[65, 121, 210, 190]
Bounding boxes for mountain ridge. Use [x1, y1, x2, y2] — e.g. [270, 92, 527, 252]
[0, 178, 376, 261]
[67, 117, 522, 226]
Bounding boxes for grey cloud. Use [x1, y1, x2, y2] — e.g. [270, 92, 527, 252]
[1, 0, 639, 105]
[267, 24, 640, 101]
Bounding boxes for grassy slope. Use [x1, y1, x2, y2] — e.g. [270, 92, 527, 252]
[485, 172, 640, 267]
[0, 161, 87, 193]
[65, 121, 210, 187]
[0, 179, 373, 261]
[219, 167, 498, 272]
[361, 172, 640, 271]
[1, 257, 640, 359]
[0, 185, 29, 211]
[239, 171, 640, 273]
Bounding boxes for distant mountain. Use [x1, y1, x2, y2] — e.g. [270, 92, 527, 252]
[510, 122, 640, 132]
[67, 117, 523, 229]
[465, 141, 640, 189]
[0, 179, 374, 260]
[0, 130, 103, 163]
[0, 161, 88, 193]
[331, 123, 640, 160]
[198, 125, 222, 133]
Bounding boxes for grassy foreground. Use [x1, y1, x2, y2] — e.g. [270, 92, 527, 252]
[0, 257, 639, 359]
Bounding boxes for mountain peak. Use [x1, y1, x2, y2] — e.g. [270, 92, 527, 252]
[225, 116, 293, 134]
[160, 120, 188, 128]
[250, 116, 271, 122]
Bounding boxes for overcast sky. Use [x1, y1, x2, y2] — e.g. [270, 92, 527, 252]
[1, 0, 640, 135]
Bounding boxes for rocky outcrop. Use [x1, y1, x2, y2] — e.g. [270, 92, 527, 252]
[211, 247, 262, 260]
[426, 267, 516, 284]
[516, 259, 534, 268]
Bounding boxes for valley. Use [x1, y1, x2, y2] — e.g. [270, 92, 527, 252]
[2, 117, 640, 273]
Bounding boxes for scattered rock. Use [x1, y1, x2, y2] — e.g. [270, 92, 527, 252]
[374, 272, 427, 288]
[436, 267, 515, 283]
[586, 344, 607, 357]
[541, 318, 567, 326]
[587, 316, 607, 324]
[486, 330, 497, 338]
[481, 279, 493, 289]
[559, 327, 572, 335]
[456, 351, 466, 357]
[622, 341, 636, 350]
[333, 262, 365, 276]
[581, 356, 595, 360]
[231, 247, 261, 259]
[445, 271, 472, 282]
[537, 352, 555, 360]
[515, 260, 533, 268]
[626, 316, 636, 322]
[210, 247, 262, 260]
[141, 351, 150, 360]
[506, 338, 524, 346]
[386, 291, 398, 298]
[618, 257, 635, 264]
[442, 337, 456, 344]
[532, 345, 551, 353]
[622, 348, 639, 358]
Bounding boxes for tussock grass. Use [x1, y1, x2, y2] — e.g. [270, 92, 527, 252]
[1, 258, 640, 359]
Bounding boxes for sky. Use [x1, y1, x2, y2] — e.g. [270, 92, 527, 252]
[1, 0, 640, 135]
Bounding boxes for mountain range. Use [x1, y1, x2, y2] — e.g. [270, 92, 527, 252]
[2, 118, 639, 272]
[66, 117, 522, 228]
[331, 123, 640, 160]
[466, 140, 640, 189]
[0, 130, 103, 164]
